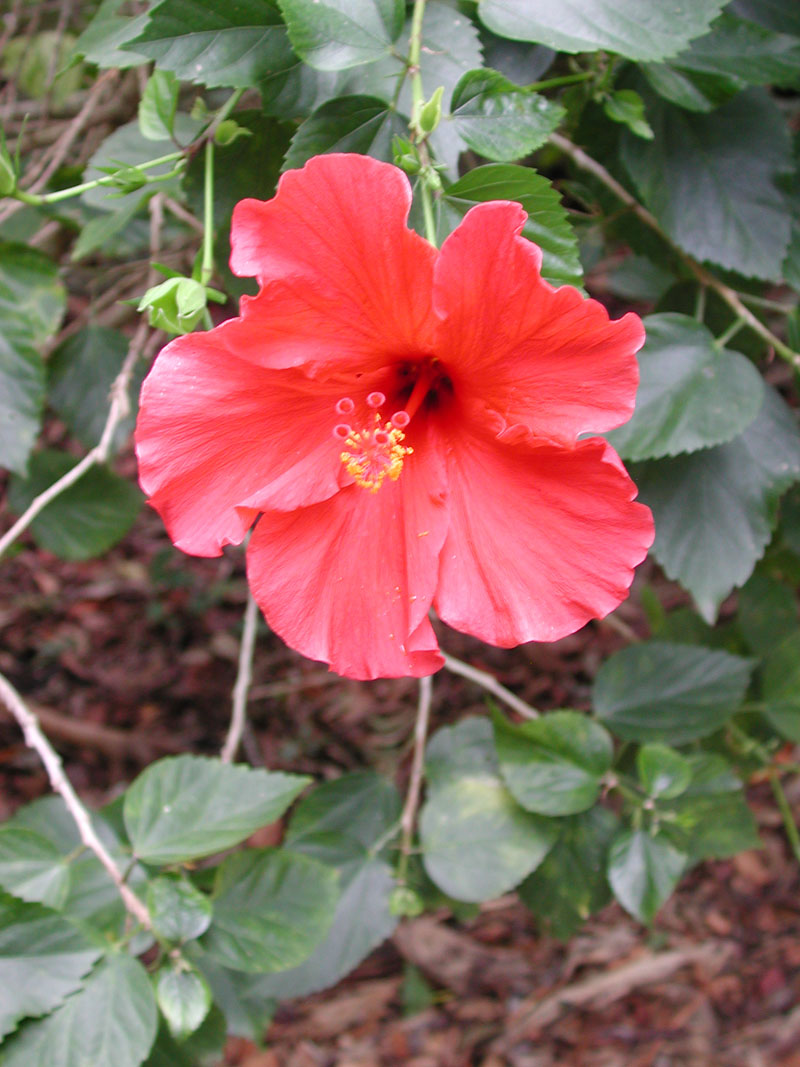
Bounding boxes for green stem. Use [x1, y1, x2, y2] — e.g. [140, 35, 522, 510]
[528, 70, 593, 92]
[17, 151, 183, 205]
[200, 139, 214, 287]
[769, 770, 800, 866]
[420, 181, 437, 246]
[408, 0, 427, 132]
[714, 316, 746, 349]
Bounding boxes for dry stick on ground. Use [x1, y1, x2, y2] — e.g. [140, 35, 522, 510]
[0, 671, 153, 930]
[549, 132, 800, 370]
[441, 652, 539, 719]
[220, 591, 260, 763]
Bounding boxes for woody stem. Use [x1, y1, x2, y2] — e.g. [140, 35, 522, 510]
[398, 674, 434, 884]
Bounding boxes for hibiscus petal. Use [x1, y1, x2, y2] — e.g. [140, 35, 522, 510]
[434, 429, 654, 646]
[246, 423, 449, 679]
[136, 329, 350, 556]
[433, 202, 644, 442]
[228, 154, 438, 371]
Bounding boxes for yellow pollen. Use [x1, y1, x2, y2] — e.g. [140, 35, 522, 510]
[340, 413, 412, 492]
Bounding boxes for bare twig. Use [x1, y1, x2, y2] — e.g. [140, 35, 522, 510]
[399, 674, 434, 869]
[441, 652, 539, 719]
[549, 132, 800, 369]
[220, 591, 260, 763]
[0, 671, 152, 930]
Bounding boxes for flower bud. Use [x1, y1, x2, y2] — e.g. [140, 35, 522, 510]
[138, 277, 208, 335]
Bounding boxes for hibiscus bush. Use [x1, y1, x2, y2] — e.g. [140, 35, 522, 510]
[2, 0, 800, 1062]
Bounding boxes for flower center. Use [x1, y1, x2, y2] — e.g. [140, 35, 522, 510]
[332, 392, 413, 493]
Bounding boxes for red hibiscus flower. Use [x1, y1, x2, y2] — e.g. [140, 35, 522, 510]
[135, 154, 654, 680]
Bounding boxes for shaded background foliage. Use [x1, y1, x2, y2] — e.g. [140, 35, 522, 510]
[1, 0, 800, 1063]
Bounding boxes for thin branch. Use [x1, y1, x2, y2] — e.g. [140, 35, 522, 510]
[549, 132, 800, 369]
[398, 674, 434, 873]
[220, 591, 260, 763]
[441, 652, 539, 719]
[769, 769, 800, 867]
[0, 671, 152, 930]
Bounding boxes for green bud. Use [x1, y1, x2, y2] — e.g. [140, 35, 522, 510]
[138, 277, 208, 335]
[214, 119, 253, 146]
[418, 86, 444, 136]
[389, 885, 424, 918]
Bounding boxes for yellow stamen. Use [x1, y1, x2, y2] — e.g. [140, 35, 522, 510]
[339, 412, 412, 493]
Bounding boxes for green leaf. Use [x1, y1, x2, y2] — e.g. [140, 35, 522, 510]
[201, 849, 340, 973]
[146, 876, 212, 944]
[442, 163, 582, 288]
[607, 828, 687, 923]
[424, 717, 499, 789]
[73, 0, 150, 68]
[593, 641, 754, 744]
[0, 894, 102, 1040]
[641, 62, 740, 113]
[657, 12, 800, 90]
[192, 962, 276, 1041]
[250, 772, 401, 998]
[127, 0, 287, 88]
[139, 70, 179, 140]
[278, 0, 403, 71]
[731, 0, 800, 35]
[621, 88, 792, 281]
[478, 0, 727, 62]
[518, 807, 618, 939]
[636, 744, 692, 799]
[0, 243, 65, 475]
[8, 450, 143, 561]
[738, 571, 798, 657]
[48, 327, 141, 451]
[449, 68, 563, 161]
[155, 967, 212, 1040]
[660, 755, 760, 860]
[604, 89, 653, 139]
[70, 197, 144, 261]
[0, 829, 70, 909]
[493, 710, 613, 816]
[420, 719, 557, 902]
[1, 953, 158, 1067]
[634, 386, 800, 621]
[284, 95, 407, 169]
[123, 755, 310, 865]
[762, 632, 800, 741]
[606, 313, 764, 460]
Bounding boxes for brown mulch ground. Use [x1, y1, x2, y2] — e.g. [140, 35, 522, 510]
[1, 505, 799, 1067]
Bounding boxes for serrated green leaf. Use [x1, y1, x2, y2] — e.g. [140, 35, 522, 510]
[449, 67, 563, 161]
[636, 744, 692, 799]
[420, 719, 557, 902]
[249, 772, 401, 998]
[1, 953, 158, 1067]
[48, 327, 141, 451]
[762, 632, 800, 741]
[155, 967, 212, 1040]
[73, 0, 150, 68]
[284, 95, 407, 169]
[607, 313, 764, 460]
[0, 894, 102, 1040]
[278, 0, 403, 71]
[139, 70, 179, 140]
[621, 88, 792, 281]
[604, 88, 653, 139]
[640, 62, 740, 112]
[593, 641, 754, 744]
[478, 0, 727, 62]
[0, 829, 70, 909]
[607, 828, 687, 923]
[146, 876, 212, 944]
[493, 710, 613, 816]
[201, 849, 339, 973]
[0, 243, 65, 475]
[442, 163, 582, 288]
[634, 386, 800, 621]
[518, 807, 618, 939]
[126, 0, 286, 88]
[8, 450, 143, 560]
[123, 756, 310, 865]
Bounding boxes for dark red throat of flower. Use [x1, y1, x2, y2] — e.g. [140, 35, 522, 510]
[331, 362, 440, 493]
